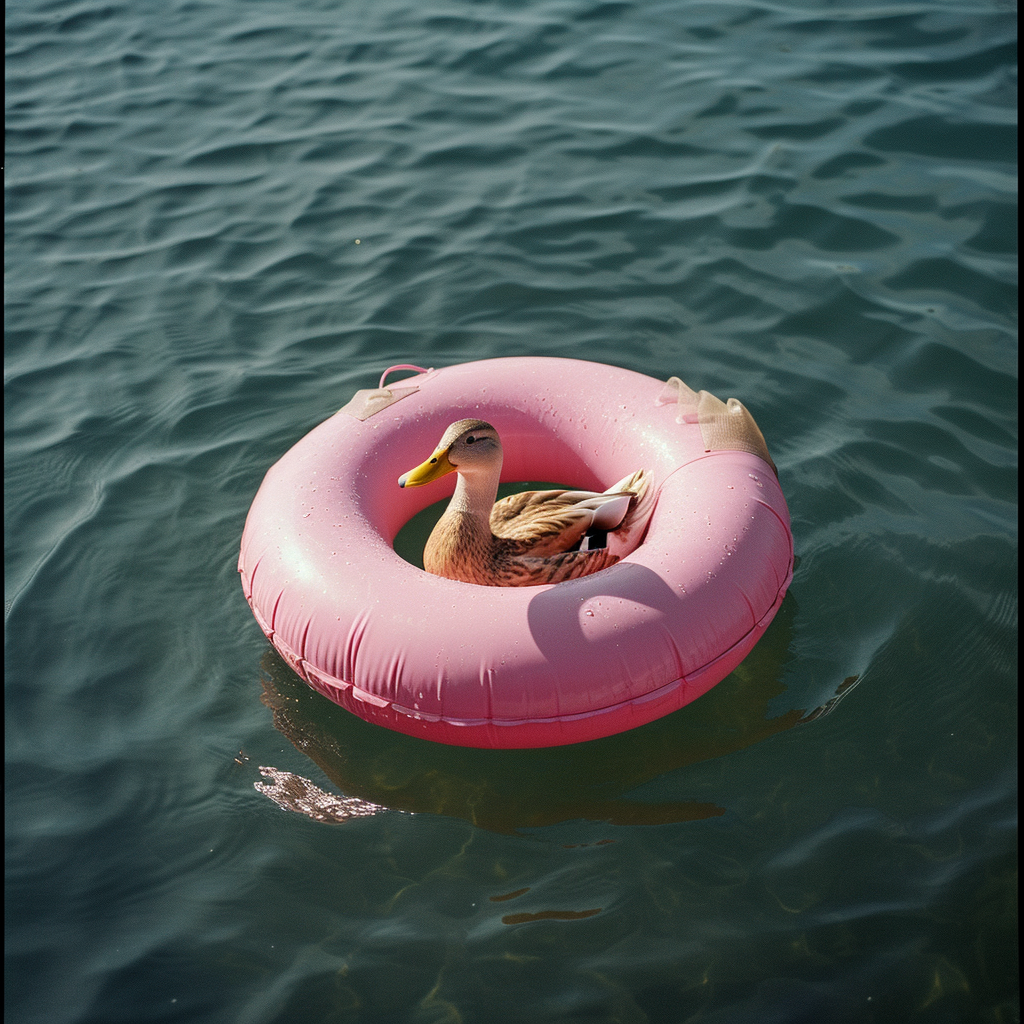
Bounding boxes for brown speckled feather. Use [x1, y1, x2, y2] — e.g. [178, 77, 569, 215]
[489, 493, 613, 554]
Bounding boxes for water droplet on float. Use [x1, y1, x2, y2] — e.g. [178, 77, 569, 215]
[584, 608, 595, 617]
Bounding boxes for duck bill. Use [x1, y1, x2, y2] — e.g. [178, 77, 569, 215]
[398, 448, 455, 488]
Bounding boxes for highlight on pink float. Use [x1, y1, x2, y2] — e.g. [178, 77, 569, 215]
[239, 357, 793, 748]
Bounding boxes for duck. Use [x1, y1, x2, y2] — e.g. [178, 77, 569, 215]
[398, 418, 654, 586]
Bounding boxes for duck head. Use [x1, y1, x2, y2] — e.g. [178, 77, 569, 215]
[398, 419, 502, 488]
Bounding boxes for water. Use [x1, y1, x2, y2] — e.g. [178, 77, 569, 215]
[5, 1, 1016, 1022]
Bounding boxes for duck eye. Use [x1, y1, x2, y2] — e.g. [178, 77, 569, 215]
[466, 436, 476, 444]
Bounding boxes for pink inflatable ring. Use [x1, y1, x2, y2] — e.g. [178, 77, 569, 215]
[239, 357, 793, 748]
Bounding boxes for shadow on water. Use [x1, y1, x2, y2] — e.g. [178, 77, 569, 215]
[249, 588, 858, 834]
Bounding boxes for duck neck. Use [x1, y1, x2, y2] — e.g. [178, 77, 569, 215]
[448, 469, 499, 530]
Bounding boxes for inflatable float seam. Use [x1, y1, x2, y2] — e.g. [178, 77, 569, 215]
[239, 553, 261, 603]
[734, 585, 758, 628]
[240, 571, 276, 643]
[267, 587, 284, 636]
[254, 603, 274, 643]
[344, 608, 371, 690]
[753, 496, 794, 553]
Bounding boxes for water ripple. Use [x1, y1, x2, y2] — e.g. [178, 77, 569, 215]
[5, 1, 1016, 1022]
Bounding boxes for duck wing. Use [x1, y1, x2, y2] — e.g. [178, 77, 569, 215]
[490, 487, 640, 556]
[491, 470, 652, 556]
